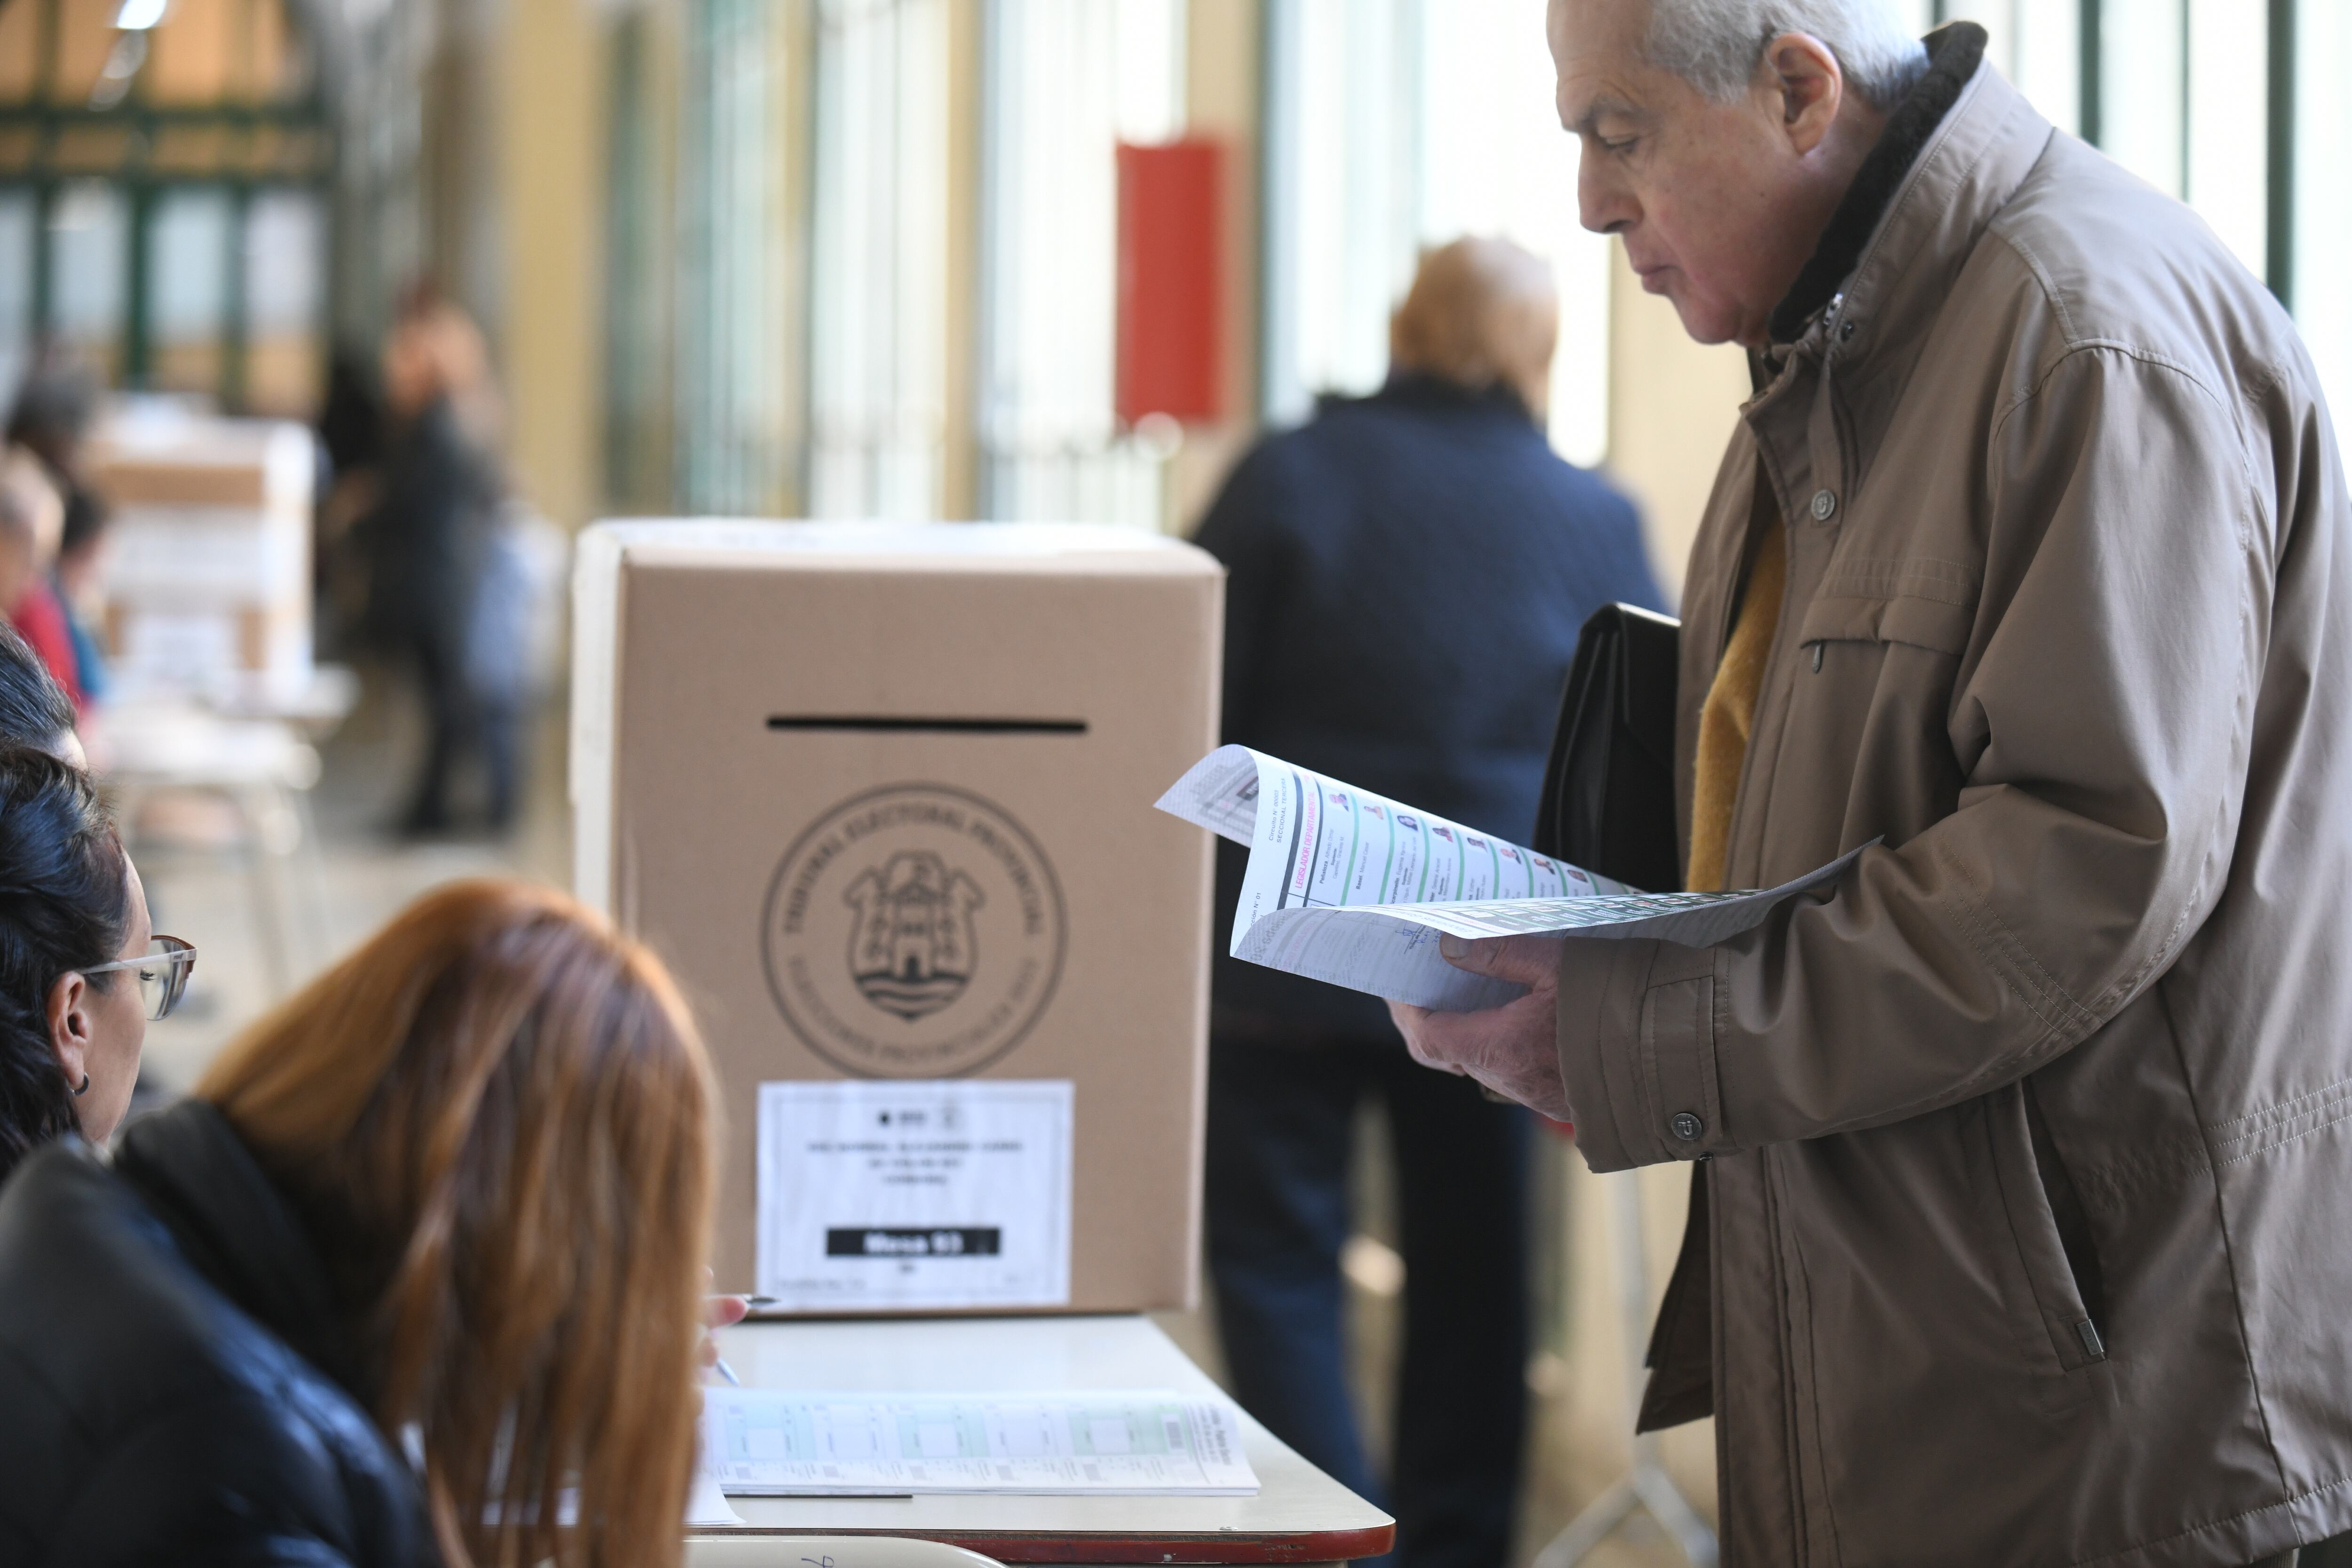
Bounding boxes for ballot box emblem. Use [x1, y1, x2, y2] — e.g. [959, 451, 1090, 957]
[763, 785, 1068, 1076]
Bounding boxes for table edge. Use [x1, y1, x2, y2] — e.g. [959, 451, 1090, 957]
[683, 1523, 1397, 1563]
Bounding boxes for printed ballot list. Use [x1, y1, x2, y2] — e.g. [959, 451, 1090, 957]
[701, 1388, 1259, 1496]
[1156, 745, 1867, 1011]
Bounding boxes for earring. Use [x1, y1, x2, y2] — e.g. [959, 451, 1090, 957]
[69, 1073, 89, 1097]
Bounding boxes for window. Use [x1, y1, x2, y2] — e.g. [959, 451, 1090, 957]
[676, 0, 797, 515]
[2294, 0, 2352, 420]
[806, 0, 953, 521]
[0, 191, 33, 398]
[148, 186, 233, 399]
[977, 0, 1185, 526]
[1925, 2, 2273, 282]
[242, 188, 325, 415]
[0, 0, 330, 410]
[1260, 0, 1612, 466]
[47, 182, 129, 382]
[1914, 2, 2081, 135]
[603, 8, 670, 509]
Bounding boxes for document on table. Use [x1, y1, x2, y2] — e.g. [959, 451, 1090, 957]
[755, 1078, 1073, 1311]
[686, 1436, 747, 1525]
[1156, 745, 1869, 1011]
[699, 1388, 1260, 1496]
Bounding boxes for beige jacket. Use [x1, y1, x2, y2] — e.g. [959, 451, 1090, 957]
[1555, 35, 2352, 1568]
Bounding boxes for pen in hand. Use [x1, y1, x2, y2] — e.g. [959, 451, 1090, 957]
[703, 1291, 767, 1387]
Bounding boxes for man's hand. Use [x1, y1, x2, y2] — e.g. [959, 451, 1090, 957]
[1388, 933, 1574, 1122]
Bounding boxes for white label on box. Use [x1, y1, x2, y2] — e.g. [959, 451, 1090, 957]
[755, 1078, 1073, 1309]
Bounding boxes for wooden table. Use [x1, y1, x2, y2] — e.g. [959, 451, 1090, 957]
[690, 1313, 1393, 1566]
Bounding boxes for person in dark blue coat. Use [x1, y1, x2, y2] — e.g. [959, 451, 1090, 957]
[1192, 236, 1664, 1568]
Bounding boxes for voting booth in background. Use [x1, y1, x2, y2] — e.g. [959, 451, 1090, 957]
[572, 522, 1223, 1314]
[87, 409, 315, 703]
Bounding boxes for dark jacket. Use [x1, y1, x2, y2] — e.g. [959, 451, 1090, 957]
[0, 1102, 438, 1568]
[361, 394, 499, 657]
[1194, 374, 1663, 1039]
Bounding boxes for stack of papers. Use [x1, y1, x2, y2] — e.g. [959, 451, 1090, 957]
[1157, 745, 1866, 1011]
[699, 1388, 1260, 1496]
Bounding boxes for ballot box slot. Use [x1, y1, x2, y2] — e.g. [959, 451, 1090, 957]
[766, 715, 1089, 736]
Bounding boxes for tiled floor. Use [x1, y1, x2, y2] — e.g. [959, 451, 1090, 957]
[119, 669, 1697, 1568]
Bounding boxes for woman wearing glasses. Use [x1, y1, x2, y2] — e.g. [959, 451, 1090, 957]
[0, 747, 192, 1183]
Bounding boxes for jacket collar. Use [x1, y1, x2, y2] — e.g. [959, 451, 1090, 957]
[1331, 372, 1538, 427]
[1767, 25, 1986, 345]
[1746, 25, 2053, 425]
[111, 1100, 372, 1408]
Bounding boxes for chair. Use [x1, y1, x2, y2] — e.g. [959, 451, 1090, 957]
[686, 1535, 1010, 1568]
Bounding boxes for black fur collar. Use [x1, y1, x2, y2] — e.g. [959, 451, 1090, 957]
[1766, 23, 1987, 345]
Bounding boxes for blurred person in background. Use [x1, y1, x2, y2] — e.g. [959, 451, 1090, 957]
[358, 288, 519, 836]
[0, 448, 84, 716]
[314, 346, 389, 651]
[6, 355, 110, 702]
[1192, 236, 1663, 1568]
[0, 748, 177, 1187]
[4, 350, 102, 523]
[55, 487, 111, 707]
[0, 880, 715, 1568]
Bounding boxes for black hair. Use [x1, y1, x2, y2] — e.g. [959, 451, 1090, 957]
[0, 748, 130, 1183]
[0, 624, 74, 753]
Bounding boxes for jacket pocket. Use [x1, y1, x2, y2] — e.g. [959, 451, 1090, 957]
[1795, 572, 1975, 660]
[1801, 556, 1979, 653]
[1981, 1081, 2108, 1373]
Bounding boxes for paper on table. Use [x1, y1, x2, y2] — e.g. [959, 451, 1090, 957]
[700, 1388, 1260, 1496]
[1156, 745, 1869, 1011]
[686, 1430, 747, 1525]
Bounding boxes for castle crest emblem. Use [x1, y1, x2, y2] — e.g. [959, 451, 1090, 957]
[763, 785, 1066, 1077]
[844, 852, 984, 1021]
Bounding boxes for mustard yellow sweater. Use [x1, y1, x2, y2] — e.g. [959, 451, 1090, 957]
[1686, 521, 1786, 893]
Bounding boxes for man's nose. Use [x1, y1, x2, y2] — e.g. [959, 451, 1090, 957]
[1578, 156, 1634, 236]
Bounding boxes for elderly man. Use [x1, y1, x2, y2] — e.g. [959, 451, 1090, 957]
[1392, 4, 2352, 1566]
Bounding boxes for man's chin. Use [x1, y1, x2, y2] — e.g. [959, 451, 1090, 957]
[1666, 290, 1749, 348]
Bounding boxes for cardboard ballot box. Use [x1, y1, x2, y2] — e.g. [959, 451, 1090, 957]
[572, 522, 1223, 1314]
[87, 412, 314, 702]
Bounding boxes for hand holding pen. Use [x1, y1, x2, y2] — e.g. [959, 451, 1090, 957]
[702, 1292, 775, 1386]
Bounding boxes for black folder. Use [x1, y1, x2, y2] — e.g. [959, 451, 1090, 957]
[1533, 602, 1682, 892]
[1531, 601, 1714, 1431]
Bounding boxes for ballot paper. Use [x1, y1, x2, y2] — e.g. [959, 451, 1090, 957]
[700, 1388, 1260, 1496]
[756, 1079, 1073, 1310]
[1156, 745, 1868, 1011]
[685, 1436, 747, 1525]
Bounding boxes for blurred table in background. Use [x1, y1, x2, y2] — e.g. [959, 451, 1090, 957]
[86, 402, 316, 709]
[101, 698, 329, 996]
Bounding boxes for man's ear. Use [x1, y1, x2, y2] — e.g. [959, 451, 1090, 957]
[1764, 31, 1844, 154]
[47, 970, 89, 1092]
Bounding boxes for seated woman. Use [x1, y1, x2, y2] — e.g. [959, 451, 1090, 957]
[0, 880, 716, 1568]
[0, 748, 176, 1184]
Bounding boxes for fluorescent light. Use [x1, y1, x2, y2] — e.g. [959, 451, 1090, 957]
[112, 0, 167, 31]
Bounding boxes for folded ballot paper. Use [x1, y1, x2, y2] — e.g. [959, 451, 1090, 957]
[699, 1388, 1258, 1496]
[1156, 745, 1867, 1012]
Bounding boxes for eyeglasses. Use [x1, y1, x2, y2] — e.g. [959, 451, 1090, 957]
[82, 935, 199, 1021]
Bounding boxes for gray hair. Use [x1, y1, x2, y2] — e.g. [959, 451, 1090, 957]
[1644, 0, 1929, 111]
